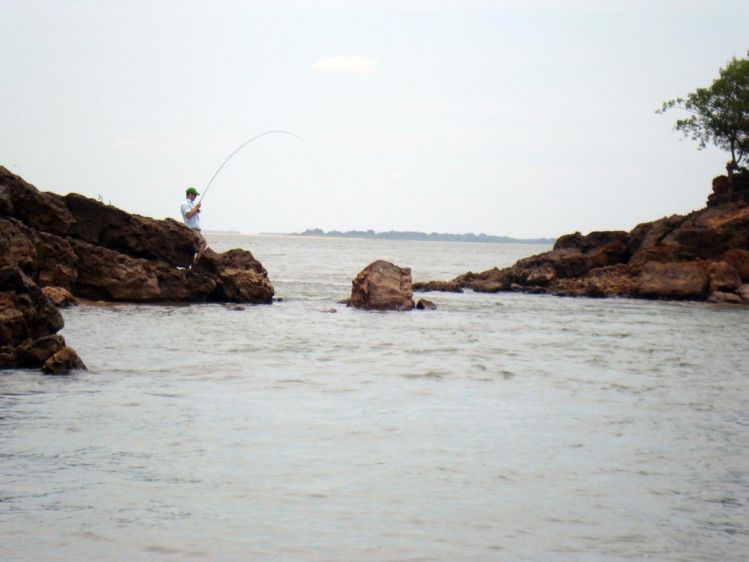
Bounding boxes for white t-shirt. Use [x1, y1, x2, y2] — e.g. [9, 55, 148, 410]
[181, 198, 201, 230]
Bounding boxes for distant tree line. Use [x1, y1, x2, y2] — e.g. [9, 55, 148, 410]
[293, 228, 555, 245]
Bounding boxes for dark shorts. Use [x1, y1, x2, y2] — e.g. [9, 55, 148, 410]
[191, 229, 207, 247]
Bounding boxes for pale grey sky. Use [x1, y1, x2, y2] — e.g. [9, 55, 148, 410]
[1, 0, 747, 237]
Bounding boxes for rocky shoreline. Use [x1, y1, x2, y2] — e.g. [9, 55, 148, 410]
[414, 174, 749, 305]
[1, 167, 275, 373]
[3, 168, 747, 374]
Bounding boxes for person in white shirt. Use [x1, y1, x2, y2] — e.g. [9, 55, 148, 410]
[181, 187, 207, 261]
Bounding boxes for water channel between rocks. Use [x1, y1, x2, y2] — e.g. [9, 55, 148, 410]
[2, 235, 747, 561]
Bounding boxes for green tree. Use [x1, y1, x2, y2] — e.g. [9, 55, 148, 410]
[658, 51, 749, 174]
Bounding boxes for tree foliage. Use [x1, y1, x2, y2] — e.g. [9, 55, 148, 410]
[658, 51, 749, 173]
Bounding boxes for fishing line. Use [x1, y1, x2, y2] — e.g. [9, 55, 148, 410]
[198, 130, 348, 227]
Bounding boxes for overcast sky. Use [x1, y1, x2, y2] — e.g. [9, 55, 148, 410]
[1, 0, 747, 237]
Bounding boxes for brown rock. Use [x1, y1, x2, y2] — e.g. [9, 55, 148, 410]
[525, 264, 556, 285]
[628, 215, 686, 270]
[0, 266, 64, 345]
[0, 217, 38, 275]
[553, 230, 629, 253]
[71, 239, 162, 301]
[511, 248, 592, 282]
[719, 249, 749, 282]
[395, 175, 749, 303]
[416, 298, 437, 310]
[42, 286, 78, 308]
[0, 266, 81, 372]
[214, 268, 275, 303]
[16, 335, 66, 367]
[712, 175, 730, 194]
[637, 262, 708, 299]
[151, 264, 217, 302]
[0, 167, 75, 236]
[196, 248, 274, 304]
[587, 239, 630, 268]
[552, 264, 638, 298]
[42, 346, 86, 375]
[1, 168, 276, 312]
[64, 193, 199, 267]
[665, 202, 749, 260]
[708, 262, 742, 293]
[454, 268, 511, 292]
[707, 291, 744, 304]
[738, 284, 749, 302]
[412, 280, 463, 293]
[349, 260, 415, 311]
[471, 280, 508, 293]
[35, 230, 78, 289]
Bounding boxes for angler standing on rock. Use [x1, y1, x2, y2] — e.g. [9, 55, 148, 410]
[181, 186, 208, 261]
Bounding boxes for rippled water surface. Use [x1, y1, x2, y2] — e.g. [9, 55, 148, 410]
[2, 235, 748, 561]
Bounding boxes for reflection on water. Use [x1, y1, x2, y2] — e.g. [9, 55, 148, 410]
[1, 235, 748, 561]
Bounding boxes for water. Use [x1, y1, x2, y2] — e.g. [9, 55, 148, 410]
[2, 235, 748, 561]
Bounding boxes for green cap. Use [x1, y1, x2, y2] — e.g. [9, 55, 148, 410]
[186, 187, 199, 196]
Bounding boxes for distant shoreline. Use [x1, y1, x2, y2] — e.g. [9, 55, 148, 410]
[287, 228, 555, 245]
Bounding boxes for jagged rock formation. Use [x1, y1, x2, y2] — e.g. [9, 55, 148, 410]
[415, 174, 749, 304]
[348, 260, 416, 311]
[0, 166, 275, 373]
[0, 167, 274, 304]
[0, 266, 85, 373]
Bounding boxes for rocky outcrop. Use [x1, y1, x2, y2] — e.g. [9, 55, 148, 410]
[348, 260, 415, 311]
[41, 286, 77, 308]
[0, 266, 85, 373]
[416, 173, 749, 304]
[0, 167, 274, 305]
[0, 166, 275, 373]
[412, 280, 463, 293]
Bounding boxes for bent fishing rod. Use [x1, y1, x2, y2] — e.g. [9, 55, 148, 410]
[197, 130, 347, 227]
[198, 130, 299, 204]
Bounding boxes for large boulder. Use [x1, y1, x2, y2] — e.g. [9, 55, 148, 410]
[708, 262, 742, 293]
[637, 262, 709, 299]
[196, 248, 274, 303]
[70, 239, 163, 301]
[349, 260, 415, 311]
[42, 346, 87, 375]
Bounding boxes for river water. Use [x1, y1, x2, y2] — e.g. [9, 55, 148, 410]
[2, 234, 748, 561]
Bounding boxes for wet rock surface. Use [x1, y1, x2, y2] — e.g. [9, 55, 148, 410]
[416, 173, 749, 304]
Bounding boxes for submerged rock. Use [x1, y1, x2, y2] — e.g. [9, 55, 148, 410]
[349, 260, 415, 311]
[42, 346, 86, 375]
[416, 298, 437, 310]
